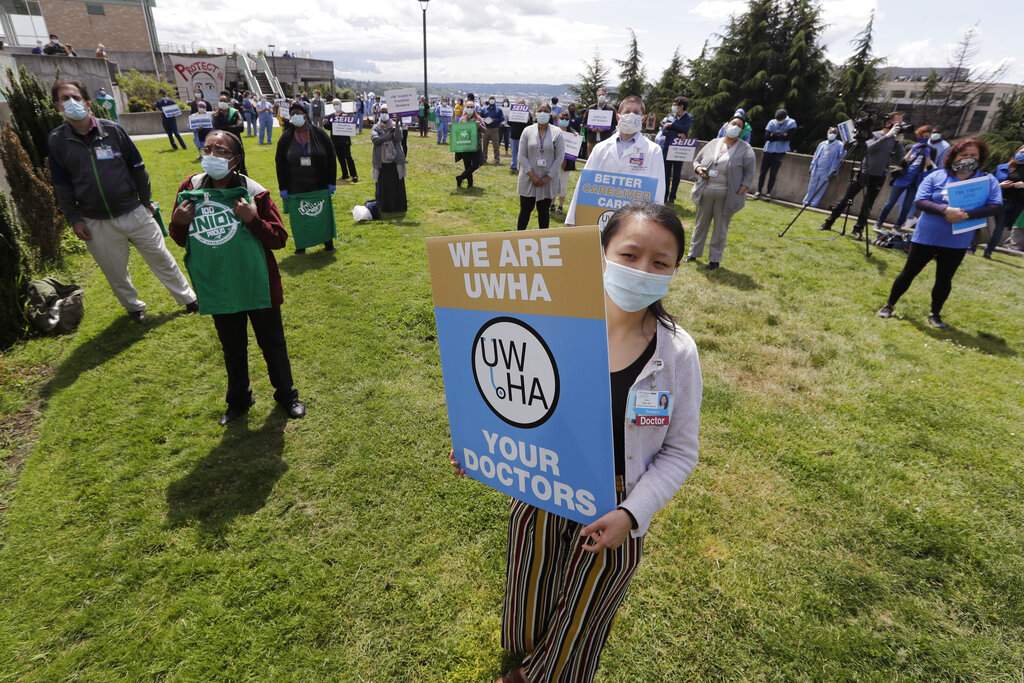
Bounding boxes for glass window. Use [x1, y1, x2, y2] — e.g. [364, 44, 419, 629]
[891, 90, 906, 99]
[976, 92, 994, 107]
[967, 110, 987, 132]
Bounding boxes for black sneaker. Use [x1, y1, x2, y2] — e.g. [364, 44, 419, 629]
[128, 310, 147, 323]
[927, 313, 948, 329]
[682, 256, 697, 263]
[876, 304, 893, 319]
[185, 300, 200, 314]
[706, 261, 720, 271]
[817, 224, 832, 231]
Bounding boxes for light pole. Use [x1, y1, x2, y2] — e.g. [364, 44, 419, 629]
[419, 0, 429, 106]
[268, 44, 275, 58]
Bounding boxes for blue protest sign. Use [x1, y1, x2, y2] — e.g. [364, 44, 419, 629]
[572, 169, 659, 229]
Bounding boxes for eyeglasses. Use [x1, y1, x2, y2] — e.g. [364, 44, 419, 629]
[200, 145, 235, 159]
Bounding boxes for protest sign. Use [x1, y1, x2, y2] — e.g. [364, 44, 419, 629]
[401, 116, 414, 127]
[572, 169, 659, 229]
[586, 109, 613, 131]
[161, 103, 182, 118]
[188, 113, 213, 130]
[563, 134, 584, 161]
[450, 122, 479, 153]
[385, 88, 418, 117]
[501, 105, 511, 122]
[169, 54, 226, 101]
[645, 114, 656, 131]
[331, 116, 358, 136]
[440, 106, 454, 118]
[837, 119, 856, 143]
[178, 187, 270, 316]
[509, 104, 530, 124]
[946, 176, 992, 234]
[666, 137, 697, 162]
[426, 226, 616, 525]
[286, 190, 337, 249]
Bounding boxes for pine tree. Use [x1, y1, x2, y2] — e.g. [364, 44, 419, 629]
[777, 0, 832, 150]
[828, 13, 885, 122]
[2, 66, 63, 170]
[616, 29, 647, 99]
[647, 47, 688, 122]
[0, 190, 27, 349]
[568, 52, 610, 110]
[0, 123, 64, 265]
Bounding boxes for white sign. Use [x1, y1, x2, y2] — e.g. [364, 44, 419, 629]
[666, 137, 697, 162]
[162, 103, 181, 118]
[837, 119, 856, 143]
[586, 108, 614, 131]
[501, 106, 511, 123]
[563, 134, 584, 161]
[188, 113, 213, 130]
[385, 87, 419, 117]
[340, 101, 356, 113]
[439, 106, 454, 118]
[510, 104, 530, 124]
[331, 116, 358, 136]
[169, 54, 227, 102]
[402, 116, 414, 127]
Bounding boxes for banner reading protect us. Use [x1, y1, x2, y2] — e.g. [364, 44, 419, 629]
[426, 227, 616, 525]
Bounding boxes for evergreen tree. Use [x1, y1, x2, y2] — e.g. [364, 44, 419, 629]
[616, 29, 647, 99]
[778, 0, 832, 150]
[647, 47, 688, 122]
[2, 66, 63, 170]
[569, 52, 610, 109]
[827, 14, 884, 123]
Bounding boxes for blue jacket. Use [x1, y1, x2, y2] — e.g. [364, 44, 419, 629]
[478, 104, 504, 128]
[764, 117, 797, 153]
[662, 111, 692, 147]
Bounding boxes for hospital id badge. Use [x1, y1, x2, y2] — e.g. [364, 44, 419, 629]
[300, 156, 312, 167]
[627, 390, 672, 427]
[629, 154, 644, 168]
[95, 146, 114, 160]
[537, 158, 547, 168]
[708, 169, 720, 178]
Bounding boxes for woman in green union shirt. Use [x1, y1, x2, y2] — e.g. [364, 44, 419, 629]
[169, 130, 307, 426]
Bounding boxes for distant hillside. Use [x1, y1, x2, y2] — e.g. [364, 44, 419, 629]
[335, 79, 573, 99]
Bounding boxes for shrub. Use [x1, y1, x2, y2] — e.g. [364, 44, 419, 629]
[115, 69, 177, 107]
[2, 66, 64, 169]
[127, 97, 151, 113]
[0, 124, 65, 265]
[0, 190, 28, 349]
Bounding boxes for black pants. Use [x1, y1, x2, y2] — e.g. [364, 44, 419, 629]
[824, 172, 885, 231]
[331, 136, 358, 179]
[887, 241, 967, 315]
[401, 128, 409, 157]
[517, 196, 551, 230]
[984, 198, 1024, 255]
[418, 116, 428, 136]
[163, 121, 186, 150]
[212, 307, 297, 408]
[758, 151, 785, 193]
[458, 151, 482, 186]
[499, 126, 510, 151]
[664, 159, 683, 201]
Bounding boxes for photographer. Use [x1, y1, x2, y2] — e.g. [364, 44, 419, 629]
[818, 112, 906, 239]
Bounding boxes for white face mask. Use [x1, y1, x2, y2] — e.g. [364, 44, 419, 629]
[618, 112, 642, 135]
[464, 107, 474, 115]
[201, 154, 233, 180]
[598, 95, 607, 105]
[380, 112, 390, 121]
[930, 133, 942, 142]
[290, 113, 306, 127]
[62, 98, 88, 121]
[536, 112, 550, 124]
[827, 133, 837, 141]
[725, 124, 741, 139]
[218, 101, 229, 110]
[603, 260, 674, 313]
[334, 104, 342, 112]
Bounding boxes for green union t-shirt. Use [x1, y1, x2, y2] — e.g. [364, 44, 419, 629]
[286, 189, 337, 250]
[179, 187, 272, 315]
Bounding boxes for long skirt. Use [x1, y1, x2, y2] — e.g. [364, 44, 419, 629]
[375, 162, 407, 213]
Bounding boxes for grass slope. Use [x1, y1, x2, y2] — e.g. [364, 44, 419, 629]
[1, 131, 1023, 681]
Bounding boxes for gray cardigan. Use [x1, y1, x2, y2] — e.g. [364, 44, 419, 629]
[370, 119, 407, 179]
[691, 137, 756, 216]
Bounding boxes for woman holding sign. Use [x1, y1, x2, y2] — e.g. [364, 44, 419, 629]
[168, 130, 306, 425]
[324, 98, 358, 183]
[452, 202, 702, 683]
[275, 102, 338, 253]
[516, 104, 565, 230]
[687, 114, 756, 270]
[877, 137, 1002, 328]
[455, 102, 486, 189]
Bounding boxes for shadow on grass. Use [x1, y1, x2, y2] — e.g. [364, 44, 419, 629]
[700, 265, 761, 291]
[451, 187, 486, 197]
[42, 313, 176, 399]
[667, 202, 696, 221]
[278, 250, 338, 276]
[907, 318, 1017, 357]
[165, 410, 288, 533]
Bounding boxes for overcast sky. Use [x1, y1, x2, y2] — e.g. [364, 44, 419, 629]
[153, 0, 1019, 87]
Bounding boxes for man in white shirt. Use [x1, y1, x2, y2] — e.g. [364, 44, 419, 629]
[565, 95, 666, 226]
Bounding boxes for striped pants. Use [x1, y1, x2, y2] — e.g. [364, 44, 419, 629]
[502, 499, 643, 683]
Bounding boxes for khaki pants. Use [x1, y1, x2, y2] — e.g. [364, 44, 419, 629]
[690, 187, 734, 263]
[83, 204, 196, 313]
[482, 127, 500, 163]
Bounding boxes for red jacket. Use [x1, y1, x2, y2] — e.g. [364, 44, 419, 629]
[169, 173, 288, 307]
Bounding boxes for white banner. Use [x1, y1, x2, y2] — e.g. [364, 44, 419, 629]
[509, 104, 530, 124]
[666, 137, 697, 162]
[385, 88, 419, 117]
[169, 55, 227, 102]
[586, 108, 613, 131]
[563, 134, 584, 161]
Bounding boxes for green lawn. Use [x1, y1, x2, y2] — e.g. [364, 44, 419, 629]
[2, 131, 1023, 681]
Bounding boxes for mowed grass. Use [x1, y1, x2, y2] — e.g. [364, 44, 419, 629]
[2, 129, 1024, 681]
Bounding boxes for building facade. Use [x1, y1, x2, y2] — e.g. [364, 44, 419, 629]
[0, 0, 158, 53]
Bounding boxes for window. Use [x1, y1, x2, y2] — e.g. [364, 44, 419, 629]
[85, 2, 104, 13]
[976, 92, 994, 107]
[891, 90, 906, 99]
[968, 110, 987, 132]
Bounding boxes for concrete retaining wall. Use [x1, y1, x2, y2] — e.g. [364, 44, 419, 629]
[114, 111, 192, 136]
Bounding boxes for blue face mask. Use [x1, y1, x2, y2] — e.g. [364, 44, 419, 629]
[200, 155, 233, 180]
[63, 98, 88, 121]
[603, 260, 674, 313]
[1015, 152, 1024, 163]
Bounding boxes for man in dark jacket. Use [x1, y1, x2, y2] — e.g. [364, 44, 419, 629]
[478, 95, 505, 165]
[154, 89, 187, 151]
[584, 87, 618, 149]
[214, 91, 245, 138]
[47, 80, 197, 322]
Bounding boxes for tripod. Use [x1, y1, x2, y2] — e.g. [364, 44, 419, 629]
[778, 139, 871, 257]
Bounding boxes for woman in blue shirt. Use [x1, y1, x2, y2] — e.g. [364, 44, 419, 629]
[877, 137, 1003, 328]
[875, 125, 934, 230]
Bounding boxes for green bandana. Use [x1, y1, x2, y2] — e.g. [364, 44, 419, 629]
[178, 187, 271, 315]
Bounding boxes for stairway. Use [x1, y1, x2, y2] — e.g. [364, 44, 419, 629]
[254, 72, 274, 97]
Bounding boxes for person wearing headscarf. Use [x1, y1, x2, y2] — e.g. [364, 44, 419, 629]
[371, 104, 408, 212]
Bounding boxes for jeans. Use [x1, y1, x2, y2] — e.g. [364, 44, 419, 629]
[877, 182, 918, 227]
[258, 113, 274, 144]
[510, 138, 520, 170]
[243, 109, 257, 136]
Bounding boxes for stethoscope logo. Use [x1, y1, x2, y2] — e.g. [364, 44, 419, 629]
[472, 317, 559, 429]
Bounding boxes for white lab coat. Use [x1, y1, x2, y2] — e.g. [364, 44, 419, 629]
[565, 131, 666, 226]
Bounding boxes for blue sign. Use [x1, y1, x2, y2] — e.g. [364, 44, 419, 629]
[946, 175, 991, 234]
[573, 169, 660, 229]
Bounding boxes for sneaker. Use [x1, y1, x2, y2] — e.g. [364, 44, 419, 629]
[682, 256, 698, 263]
[851, 230, 864, 241]
[983, 251, 992, 259]
[876, 304, 893, 319]
[751, 191, 761, 200]
[927, 313, 948, 329]
[128, 310, 147, 323]
[185, 300, 200, 314]
[706, 261, 720, 271]
[763, 193, 772, 201]
[817, 224, 833, 231]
